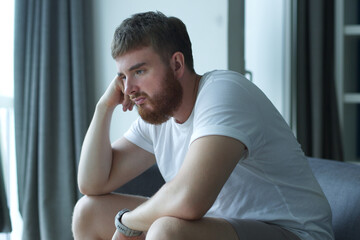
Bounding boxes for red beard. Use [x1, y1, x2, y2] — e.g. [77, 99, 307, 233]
[135, 68, 183, 125]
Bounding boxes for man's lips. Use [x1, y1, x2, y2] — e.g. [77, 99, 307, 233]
[133, 96, 146, 105]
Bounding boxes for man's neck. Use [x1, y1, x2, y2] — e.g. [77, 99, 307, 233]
[173, 72, 201, 124]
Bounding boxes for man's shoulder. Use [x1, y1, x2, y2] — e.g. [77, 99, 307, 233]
[200, 70, 249, 89]
[197, 70, 250, 97]
[203, 69, 246, 79]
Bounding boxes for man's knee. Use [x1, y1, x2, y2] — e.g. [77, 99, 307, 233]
[72, 195, 100, 237]
[147, 216, 185, 240]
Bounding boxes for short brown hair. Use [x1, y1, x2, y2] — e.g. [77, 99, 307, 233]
[111, 11, 194, 72]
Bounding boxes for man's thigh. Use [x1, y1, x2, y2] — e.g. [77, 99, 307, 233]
[225, 218, 301, 240]
[146, 216, 239, 240]
[147, 217, 300, 240]
[74, 194, 300, 240]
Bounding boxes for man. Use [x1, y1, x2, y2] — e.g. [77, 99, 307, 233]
[72, 11, 334, 240]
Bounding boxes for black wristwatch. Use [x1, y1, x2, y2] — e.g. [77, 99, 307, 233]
[114, 209, 143, 237]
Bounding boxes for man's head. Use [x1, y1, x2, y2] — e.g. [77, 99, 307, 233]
[114, 42, 184, 125]
[111, 11, 194, 73]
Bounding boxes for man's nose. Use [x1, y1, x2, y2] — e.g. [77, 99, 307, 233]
[124, 77, 139, 96]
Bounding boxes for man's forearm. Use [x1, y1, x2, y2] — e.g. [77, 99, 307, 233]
[120, 183, 181, 231]
[77, 103, 115, 194]
[120, 179, 205, 232]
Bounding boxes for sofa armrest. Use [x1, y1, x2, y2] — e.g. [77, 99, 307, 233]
[308, 157, 360, 240]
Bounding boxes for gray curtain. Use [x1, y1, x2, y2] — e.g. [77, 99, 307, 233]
[295, 0, 343, 161]
[14, 0, 94, 239]
[0, 137, 12, 233]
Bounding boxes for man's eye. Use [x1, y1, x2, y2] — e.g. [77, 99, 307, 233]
[135, 70, 144, 75]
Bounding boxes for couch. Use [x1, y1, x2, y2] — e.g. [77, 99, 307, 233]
[117, 157, 360, 240]
[308, 158, 360, 240]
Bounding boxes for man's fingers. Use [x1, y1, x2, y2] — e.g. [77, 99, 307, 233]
[111, 74, 135, 112]
[122, 94, 134, 112]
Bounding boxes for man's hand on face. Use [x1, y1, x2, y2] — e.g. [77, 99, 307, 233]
[111, 230, 146, 240]
[99, 75, 134, 112]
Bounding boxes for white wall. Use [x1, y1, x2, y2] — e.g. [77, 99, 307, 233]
[91, 0, 228, 141]
[245, 0, 291, 123]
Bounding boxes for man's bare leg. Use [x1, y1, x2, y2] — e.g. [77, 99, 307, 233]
[72, 193, 239, 240]
[72, 193, 148, 240]
[146, 216, 239, 240]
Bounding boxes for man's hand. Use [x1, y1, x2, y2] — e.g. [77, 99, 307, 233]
[99, 75, 134, 112]
[111, 230, 145, 240]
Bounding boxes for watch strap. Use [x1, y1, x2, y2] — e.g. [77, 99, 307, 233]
[114, 209, 143, 237]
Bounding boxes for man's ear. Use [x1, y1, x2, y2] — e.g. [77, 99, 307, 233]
[170, 52, 185, 78]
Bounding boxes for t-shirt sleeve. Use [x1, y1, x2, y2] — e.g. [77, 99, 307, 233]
[190, 74, 265, 157]
[124, 118, 154, 154]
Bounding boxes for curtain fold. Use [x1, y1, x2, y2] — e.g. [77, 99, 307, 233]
[0, 137, 12, 233]
[14, 0, 93, 239]
[295, 0, 344, 161]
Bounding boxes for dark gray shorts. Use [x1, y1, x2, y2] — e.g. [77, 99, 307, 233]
[225, 219, 301, 240]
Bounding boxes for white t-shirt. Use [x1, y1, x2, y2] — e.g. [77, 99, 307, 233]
[124, 70, 334, 240]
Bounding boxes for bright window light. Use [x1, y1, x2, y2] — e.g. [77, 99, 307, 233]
[0, 0, 23, 239]
[0, 1, 14, 98]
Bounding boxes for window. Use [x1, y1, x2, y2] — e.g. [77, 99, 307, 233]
[245, 0, 292, 124]
[0, 0, 23, 239]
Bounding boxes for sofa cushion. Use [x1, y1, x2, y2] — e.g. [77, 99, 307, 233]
[308, 158, 360, 240]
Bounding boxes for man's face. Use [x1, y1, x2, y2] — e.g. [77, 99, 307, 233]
[134, 67, 183, 124]
[116, 46, 183, 125]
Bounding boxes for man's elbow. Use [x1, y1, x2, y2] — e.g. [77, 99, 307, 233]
[163, 181, 214, 220]
[78, 184, 98, 196]
[182, 205, 208, 221]
[78, 180, 108, 196]
[176, 193, 212, 220]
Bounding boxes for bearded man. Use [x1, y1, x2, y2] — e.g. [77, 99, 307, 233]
[72, 11, 334, 240]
